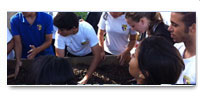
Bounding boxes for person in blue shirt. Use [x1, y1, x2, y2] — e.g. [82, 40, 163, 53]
[10, 12, 54, 78]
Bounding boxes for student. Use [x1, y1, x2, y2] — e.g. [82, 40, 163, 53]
[98, 12, 137, 65]
[10, 12, 55, 78]
[53, 12, 101, 84]
[168, 12, 196, 84]
[125, 12, 174, 44]
[25, 55, 74, 85]
[129, 36, 184, 85]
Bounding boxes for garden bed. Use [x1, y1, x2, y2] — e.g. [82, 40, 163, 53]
[7, 56, 136, 85]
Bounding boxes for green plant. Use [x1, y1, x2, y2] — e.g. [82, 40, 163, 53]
[74, 12, 88, 20]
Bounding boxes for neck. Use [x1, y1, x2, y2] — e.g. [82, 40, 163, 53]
[183, 35, 196, 58]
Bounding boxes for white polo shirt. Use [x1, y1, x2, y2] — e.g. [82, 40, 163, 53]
[54, 21, 99, 56]
[175, 42, 196, 84]
[98, 12, 136, 55]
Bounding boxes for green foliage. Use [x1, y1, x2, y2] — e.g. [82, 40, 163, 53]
[74, 12, 88, 20]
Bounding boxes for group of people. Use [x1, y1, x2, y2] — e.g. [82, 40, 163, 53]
[7, 12, 196, 85]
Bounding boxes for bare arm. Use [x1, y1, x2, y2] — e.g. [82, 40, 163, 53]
[78, 44, 101, 84]
[13, 35, 22, 78]
[97, 29, 106, 60]
[27, 34, 53, 59]
[125, 34, 137, 53]
[97, 29, 105, 51]
[55, 48, 65, 57]
[7, 39, 14, 55]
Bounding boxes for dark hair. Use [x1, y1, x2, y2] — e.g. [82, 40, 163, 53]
[25, 55, 74, 85]
[176, 12, 196, 33]
[137, 36, 184, 84]
[53, 12, 79, 30]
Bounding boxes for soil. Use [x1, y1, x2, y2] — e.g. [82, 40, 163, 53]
[70, 64, 136, 85]
[7, 64, 136, 85]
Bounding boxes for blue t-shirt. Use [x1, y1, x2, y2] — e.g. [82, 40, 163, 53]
[10, 12, 54, 58]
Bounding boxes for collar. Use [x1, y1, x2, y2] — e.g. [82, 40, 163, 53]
[20, 12, 40, 24]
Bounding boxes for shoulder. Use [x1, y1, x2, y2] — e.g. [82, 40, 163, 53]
[10, 12, 22, 23]
[156, 22, 169, 31]
[79, 21, 93, 29]
[154, 22, 170, 37]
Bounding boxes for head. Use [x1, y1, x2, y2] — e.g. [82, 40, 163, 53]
[22, 12, 36, 17]
[54, 12, 79, 36]
[129, 36, 184, 85]
[25, 55, 74, 85]
[168, 12, 196, 43]
[125, 12, 163, 33]
[109, 12, 124, 18]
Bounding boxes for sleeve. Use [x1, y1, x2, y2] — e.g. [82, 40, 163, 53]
[97, 12, 106, 30]
[127, 24, 137, 35]
[84, 22, 99, 47]
[54, 32, 66, 49]
[10, 14, 20, 36]
[130, 29, 137, 35]
[7, 28, 13, 43]
[45, 14, 53, 34]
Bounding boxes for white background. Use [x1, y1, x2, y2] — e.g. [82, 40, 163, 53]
[0, 0, 200, 100]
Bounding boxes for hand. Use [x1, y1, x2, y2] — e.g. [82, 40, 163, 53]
[117, 51, 131, 66]
[78, 76, 89, 84]
[15, 60, 22, 79]
[27, 45, 39, 59]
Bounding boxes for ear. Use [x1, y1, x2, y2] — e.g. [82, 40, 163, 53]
[189, 23, 196, 34]
[139, 18, 145, 25]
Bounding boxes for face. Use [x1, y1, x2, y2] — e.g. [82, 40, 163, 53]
[129, 46, 143, 82]
[57, 28, 78, 37]
[126, 17, 149, 33]
[109, 12, 124, 18]
[22, 12, 36, 17]
[168, 13, 188, 43]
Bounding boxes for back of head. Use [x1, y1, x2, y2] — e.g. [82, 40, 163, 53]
[138, 36, 184, 84]
[53, 12, 79, 30]
[26, 55, 74, 85]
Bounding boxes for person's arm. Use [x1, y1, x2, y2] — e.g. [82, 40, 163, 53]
[27, 34, 52, 59]
[13, 35, 22, 78]
[55, 48, 65, 57]
[97, 29, 106, 59]
[118, 34, 137, 65]
[78, 44, 101, 84]
[7, 39, 14, 55]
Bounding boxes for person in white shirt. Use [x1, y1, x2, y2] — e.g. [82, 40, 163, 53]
[168, 12, 196, 84]
[7, 28, 15, 59]
[53, 12, 101, 84]
[98, 12, 137, 65]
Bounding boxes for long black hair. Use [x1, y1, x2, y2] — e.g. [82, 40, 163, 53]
[25, 55, 74, 85]
[137, 36, 184, 84]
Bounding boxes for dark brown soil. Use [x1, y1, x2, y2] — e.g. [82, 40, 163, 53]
[70, 64, 136, 85]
